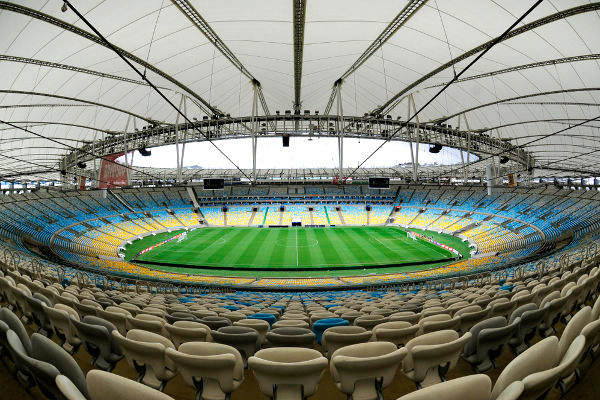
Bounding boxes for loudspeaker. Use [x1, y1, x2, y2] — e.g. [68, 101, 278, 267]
[282, 134, 290, 147]
[222, 206, 228, 212]
[252, 207, 258, 212]
[279, 205, 285, 212]
[366, 205, 372, 211]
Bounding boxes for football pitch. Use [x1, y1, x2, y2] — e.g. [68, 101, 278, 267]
[125, 226, 470, 277]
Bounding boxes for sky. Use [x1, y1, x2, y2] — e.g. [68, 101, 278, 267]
[125, 137, 470, 169]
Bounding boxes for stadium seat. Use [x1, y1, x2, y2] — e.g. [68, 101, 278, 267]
[402, 330, 472, 388]
[249, 347, 327, 400]
[321, 326, 372, 358]
[164, 320, 211, 348]
[372, 321, 419, 348]
[70, 316, 124, 371]
[165, 342, 244, 400]
[234, 318, 270, 344]
[395, 374, 493, 400]
[112, 329, 177, 391]
[312, 318, 349, 344]
[210, 326, 261, 368]
[266, 327, 316, 348]
[331, 341, 407, 400]
[463, 316, 519, 372]
[86, 370, 175, 400]
[29, 332, 89, 399]
[490, 336, 560, 400]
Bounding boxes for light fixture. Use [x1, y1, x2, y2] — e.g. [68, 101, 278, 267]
[61, 2, 68, 12]
[77, 161, 86, 169]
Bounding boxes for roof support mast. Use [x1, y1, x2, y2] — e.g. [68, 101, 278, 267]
[322, 0, 429, 116]
[293, 0, 307, 116]
[170, 0, 272, 119]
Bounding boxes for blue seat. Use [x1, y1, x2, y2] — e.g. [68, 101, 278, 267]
[312, 318, 349, 344]
[222, 305, 239, 311]
[249, 313, 277, 327]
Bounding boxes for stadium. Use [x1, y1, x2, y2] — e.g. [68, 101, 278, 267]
[1, 1, 600, 399]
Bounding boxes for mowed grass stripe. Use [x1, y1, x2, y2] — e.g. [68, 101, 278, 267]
[232, 228, 267, 267]
[351, 227, 402, 263]
[334, 228, 376, 264]
[133, 226, 462, 270]
[317, 228, 347, 266]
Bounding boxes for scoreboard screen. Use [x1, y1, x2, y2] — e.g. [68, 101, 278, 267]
[369, 177, 390, 189]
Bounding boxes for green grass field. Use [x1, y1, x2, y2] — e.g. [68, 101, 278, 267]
[124, 226, 470, 277]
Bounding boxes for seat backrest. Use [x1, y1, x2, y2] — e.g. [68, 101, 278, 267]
[330, 341, 407, 395]
[112, 329, 176, 385]
[491, 336, 560, 400]
[408, 331, 471, 383]
[0, 307, 32, 354]
[249, 347, 328, 398]
[509, 304, 537, 324]
[164, 321, 210, 348]
[521, 336, 586, 400]
[31, 333, 88, 397]
[559, 306, 592, 358]
[464, 316, 506, 356]
[322, 326, 372, 356]
[166, 341, 243, 395]
[86, 370, 175, 400]
[396, 374, 492, 400]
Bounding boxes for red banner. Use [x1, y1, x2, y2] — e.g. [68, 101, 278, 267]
[78, 176, 86, 190]
[99, 153, 128, 189]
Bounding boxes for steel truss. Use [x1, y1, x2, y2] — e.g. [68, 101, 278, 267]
[61, 113, 532, 169]
[323, 0, 428, 115]
[0, 1, 221, 116]
[170, 0, 271, 116]
[373, 3, 600, 116]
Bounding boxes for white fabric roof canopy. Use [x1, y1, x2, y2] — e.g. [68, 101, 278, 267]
[0, 0, 599, 181]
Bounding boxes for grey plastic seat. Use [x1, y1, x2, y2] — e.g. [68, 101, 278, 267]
[96, 306, 131, 336]
[86, 369, 175, 400]
[112, 329, 177, 391]
[538, 294, 568, 337]
[581, 319, 600, 363]
[0, 307, 32, 355]
[455, 305, 489, 334]
[249, 347, 327, 400]
[25, 293, 54, 337]
[266, 327, 316, 348]
[354, 314, 387, 330]
[331, 341, 407, 400]
[200, 315, 232, 330]
[234, 318, 271, 344]
[418, 314, 460, 335]
[463, 316, 520, 372]
[389, 311, 421, 325]
[29, 332, 89, 399]
[211, 325, 261, 367]
[165, 341, 244, 400]
[558, 306, 592, 360]
[165, 311, 196, 324]
[522, 336, 586, 398]
[321, 325, 372, 358]
[396, 374, 492, 400]
[490, 336, 560, 400]
[508, 303, 546, 355]
[402, 330, 472, 388]
[71, 315, 124, 371]
[164, 320, 211, 348]
[372, 321, 419, 348]
[42, 303, 82, 354]
[5, 329, 35, 387]
[272, 319, 310, 329]
[126, 314, 167, 336]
